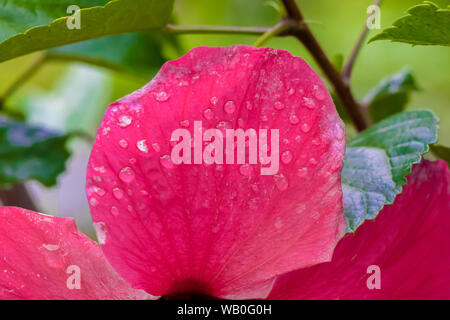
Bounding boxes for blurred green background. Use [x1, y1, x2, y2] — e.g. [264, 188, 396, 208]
[0, 0, 448, 235]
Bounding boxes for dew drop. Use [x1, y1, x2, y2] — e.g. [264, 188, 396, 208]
[137, 140, 148, 153]
[210, 96, 218, 105]
[274, 174, 289, 191]
[274, 101, 285, 110]
[289, 114, 300, 125]
[118, 139, 128, 149]
[297, 167, 308, 177]
[313, 85, 326, 100]
[119, 167, 135, 183]
[239, 164, 253, 176]
[281, 150, 293, 164]
[111, 206, 119, 217]
[160, 155, 175, 169]
[245, 101, 253, 110]
[89, 198, 99, 207]
[113, 188, 124, 200]
[155, 91, 169, 102]
[224, 101, 236, 114]
[203, 109, 217, 123]
[309, 157, 318, 166]
[288, 88, 295, 96]
[94, 186, 106, 197]
[301, 123, 311, 133]
[94, 222, 107, 245]
[180, 120, 190, 128]
[118, 115, 132, 128]
[303, 97, 316, 109]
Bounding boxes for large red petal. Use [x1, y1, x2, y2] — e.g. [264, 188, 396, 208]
[87, 46, 345, 299]
[269, 160, 450, 299]
[0, 207, 147, 300]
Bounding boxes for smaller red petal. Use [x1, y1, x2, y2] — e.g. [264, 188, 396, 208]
[269, 160, 450, 299]
[0, 207, 148, 300]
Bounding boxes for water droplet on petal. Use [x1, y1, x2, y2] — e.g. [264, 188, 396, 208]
[119, 167, 135, 183]
[297, 167, 308, 177]
[94, 186, 106, 197]
[155, 91, 169, 102]
[210, 96, 218, 105]
[94, 222, 107, 245]
[203, 108, 214, 120]
[281, 150, 293, 164]
[113, 188, 124, 199]
[288, 88, 295, 96]
[89, 198, 99, 207]
[137, 140, 148, 153]
[160, 155, 174, 169]
[313, 85, 326, 100]
[309, 157, 318, 166]
[180, 120, 190, 128]
[224, 101, 236, 114]
[111, 206, 119, 217]
[245, 101, 253, 110]
[274, 101, 285, 110]
[303, 97, 316, 109]
[239, 164, 253, 176]
[118, 115, 132, 128]
[274, 174, 289, 191]
[289, 114, 300, 125]
[301, 123, 311, 133]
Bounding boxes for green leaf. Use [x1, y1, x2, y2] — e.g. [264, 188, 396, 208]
[0, 1, 108, 40]
[369, 2, 450, 46]
[331, 53, 344, 72]
[0, 0, 175, 63]
[0, 117, 71, 187]
[364, 68, 419, 123]
[342, 110, 438, 232]
[430, 144, 450, 165]
[49, 32, 169, 76]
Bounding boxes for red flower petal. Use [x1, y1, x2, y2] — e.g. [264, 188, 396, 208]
[269, 160, 450, 299]
[87, 46, 345, 299]
[0, 207, 146, 300]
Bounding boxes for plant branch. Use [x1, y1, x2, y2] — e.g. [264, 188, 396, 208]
[0, 183, 38, 211]
[342, 0, 383, 81]
[254, 20, 295, 47]
[280, 0, 369, 131]
[165, 24, 273, 36]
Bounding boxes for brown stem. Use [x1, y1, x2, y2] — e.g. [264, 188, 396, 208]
[280, 0, 369, 131]
[0, 183, 38, 211]
[342, 0, 383, 81]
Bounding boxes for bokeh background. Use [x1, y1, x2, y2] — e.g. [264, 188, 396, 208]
[0, 0, 448, 236]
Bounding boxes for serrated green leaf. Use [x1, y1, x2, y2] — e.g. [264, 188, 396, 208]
[0, 0, 175, 63]
[342, 110, 438, 232]
[0, 117, 71, 187]
[430, 144, 450, 165]
[0, 1, 108, 40]
[364, 68, 419, 123]
[369, 2, 450, 46]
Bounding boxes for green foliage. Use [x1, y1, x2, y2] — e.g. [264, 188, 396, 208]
[0, 0, 174, 63]
[430, 144, 450, 165]
[342, 110, 438, 232]
[0, 117, 71, 187]
[369, 2, 450, 46]
[364, 69, 419, 123]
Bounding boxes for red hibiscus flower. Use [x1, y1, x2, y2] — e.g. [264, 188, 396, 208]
[0, 46, 448, 300]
